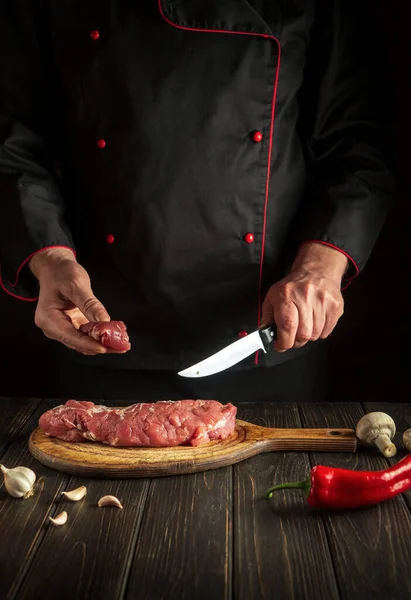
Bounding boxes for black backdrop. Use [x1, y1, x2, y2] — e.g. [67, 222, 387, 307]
[1, 2, 409, 400]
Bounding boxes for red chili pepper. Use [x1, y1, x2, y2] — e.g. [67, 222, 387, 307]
[266, 454, 411, 509]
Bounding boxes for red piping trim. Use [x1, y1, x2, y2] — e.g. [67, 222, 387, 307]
[157, 0, 281, 365]
[298, 240, 360, 291]
[0, 245, 76, 302]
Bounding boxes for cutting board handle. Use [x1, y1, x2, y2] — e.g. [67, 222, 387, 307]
[242, 422, 357, 453]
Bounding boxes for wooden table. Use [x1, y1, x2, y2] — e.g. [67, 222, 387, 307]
[1, 399, 411, 600]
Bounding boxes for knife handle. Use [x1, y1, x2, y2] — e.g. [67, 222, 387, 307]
[259, 325, 276, 352]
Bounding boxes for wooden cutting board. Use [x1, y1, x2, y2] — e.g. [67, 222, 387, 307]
[29, 421, 357, 478]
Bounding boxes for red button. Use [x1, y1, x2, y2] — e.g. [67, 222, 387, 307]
[244, 232, 255, 244]
[90, 30, 100, 41]
[238, 330, 248, 339]
[97, 138, 106, 149]
[106, 234, 115, 244]
[252, 131, 263, 143]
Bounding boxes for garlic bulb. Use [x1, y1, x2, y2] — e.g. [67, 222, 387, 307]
[0, 464, 36, 498]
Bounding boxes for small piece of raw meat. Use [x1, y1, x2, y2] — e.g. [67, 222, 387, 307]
[39, 399, 237, 447]
[80, 321, 131, 351]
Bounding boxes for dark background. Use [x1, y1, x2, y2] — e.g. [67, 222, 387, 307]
[1, 3, 409, 400]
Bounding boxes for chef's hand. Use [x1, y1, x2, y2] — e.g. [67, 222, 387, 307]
[29, 247, 112, 355]
[261, 243, 348, 352]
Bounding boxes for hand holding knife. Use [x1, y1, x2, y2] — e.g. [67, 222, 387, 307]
[179, 243, 348, 378]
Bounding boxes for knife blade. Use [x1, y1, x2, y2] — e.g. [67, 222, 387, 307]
[178, 325, 276, 378]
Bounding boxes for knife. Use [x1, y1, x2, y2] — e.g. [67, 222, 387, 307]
[178, 325, 276, 378]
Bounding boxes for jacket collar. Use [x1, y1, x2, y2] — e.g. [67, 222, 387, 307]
[159, 0, 274, 37]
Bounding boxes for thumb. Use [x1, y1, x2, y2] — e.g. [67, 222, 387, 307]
[71, 286, 111, 322]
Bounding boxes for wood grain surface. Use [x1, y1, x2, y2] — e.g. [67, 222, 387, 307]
[233, 403, 340, 600]
[28, 421, 357, 478]
[3, 398, 411, 600]
[300, 402, 411, 600]
[0, 402, 70, 600]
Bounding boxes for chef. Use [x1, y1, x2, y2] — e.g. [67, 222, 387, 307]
[0, 0, 395, 402]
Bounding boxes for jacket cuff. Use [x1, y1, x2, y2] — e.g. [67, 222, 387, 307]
[298, 240, 360, 291]
[0, 245, 76, 301]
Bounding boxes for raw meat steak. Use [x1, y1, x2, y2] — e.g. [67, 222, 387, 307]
[39, 399, 237, 447]
[79, 321, 131, 351]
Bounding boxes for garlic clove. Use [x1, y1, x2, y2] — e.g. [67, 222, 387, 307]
[62, 486, 87, 502]
[49, 511, 68, 526]
[0, 465, 36, 499]
[97, 495, 123, 509]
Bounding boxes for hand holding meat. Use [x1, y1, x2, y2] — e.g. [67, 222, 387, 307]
[261, 243, 347, 351]
[29, 248, 126, 355]
[80, 321, 130, 352]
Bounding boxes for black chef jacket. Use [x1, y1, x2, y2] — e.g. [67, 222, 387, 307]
[0, 0, 395, 371]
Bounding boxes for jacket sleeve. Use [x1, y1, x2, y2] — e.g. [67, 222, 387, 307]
[296, 0, 396, 285]
[0, 1, 75, 301]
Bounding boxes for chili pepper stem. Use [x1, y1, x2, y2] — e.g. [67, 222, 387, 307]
[266, 480, 310, 500]
[374, 433, 397, 457]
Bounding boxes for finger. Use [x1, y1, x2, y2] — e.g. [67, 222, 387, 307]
[320, 308, 342, 339]
[273, 302, 299, 352]
[70, 286, 111, 323]
[293, 302, 313, 348]
[311, 305, 326, 341]
[105, 347, 130, 354]
[40, 311, 108, 355]
[64, 307, 90, 330]
[320, 294, 344, 339]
